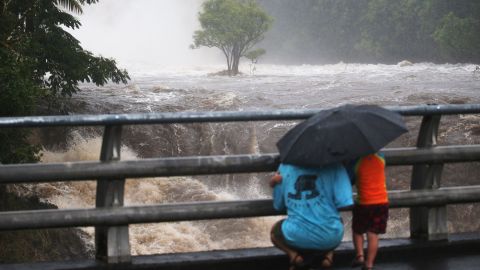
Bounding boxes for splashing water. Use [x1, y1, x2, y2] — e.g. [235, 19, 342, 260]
[15, 62, 480, 255]
[22, 134, 279, 255]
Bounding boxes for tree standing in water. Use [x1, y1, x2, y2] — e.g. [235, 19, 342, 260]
[191, 0, 272, 76]
[245, 48, 265, 75]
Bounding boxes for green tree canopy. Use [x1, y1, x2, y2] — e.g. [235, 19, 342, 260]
[0, 0, 130, 163]
[191, 0, 272, 75]
[258, 0, 480, 64]
[433, 12, 480, 62]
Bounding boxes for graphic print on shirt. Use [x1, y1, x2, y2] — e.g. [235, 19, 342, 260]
[288, 174, 319, 200]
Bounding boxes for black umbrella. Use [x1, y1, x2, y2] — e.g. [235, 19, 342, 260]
[276, 104, 408, 167]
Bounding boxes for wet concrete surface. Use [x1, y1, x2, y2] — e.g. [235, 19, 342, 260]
[2, 232, 479, 270]
[334, 242, 480, 270]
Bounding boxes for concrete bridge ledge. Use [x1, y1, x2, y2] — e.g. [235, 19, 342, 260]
[3, 232, 480, 270]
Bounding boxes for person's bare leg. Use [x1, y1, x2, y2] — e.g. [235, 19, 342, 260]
[271, 229, 302, 270]
[365, 232, 379, 269]
[321, 250, 334, 268]
[352, 232, 365, 265]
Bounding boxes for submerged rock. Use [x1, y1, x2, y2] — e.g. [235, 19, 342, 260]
[398, 60, 413, 67]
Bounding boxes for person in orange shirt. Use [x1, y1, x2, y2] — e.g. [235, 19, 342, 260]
[346, 153, 389, 270]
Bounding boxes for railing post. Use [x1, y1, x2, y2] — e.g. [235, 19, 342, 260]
[95, 125, 131, 264]
[409, 115, 448, 240]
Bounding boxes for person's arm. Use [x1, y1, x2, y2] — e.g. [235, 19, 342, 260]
[271, 167, 286, 211]
[333, 164, 354, 210]
[273, 183, 285, 211]
[344, 159, 357, 186]
[270, 171, 282, 188]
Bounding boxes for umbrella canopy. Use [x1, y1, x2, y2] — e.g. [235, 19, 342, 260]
[276, 104, 408, 167]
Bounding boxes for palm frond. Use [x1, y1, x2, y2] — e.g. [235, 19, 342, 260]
[55, 0, 83, 14]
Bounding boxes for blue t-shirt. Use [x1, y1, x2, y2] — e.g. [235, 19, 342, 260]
[273, 163, 353, 250]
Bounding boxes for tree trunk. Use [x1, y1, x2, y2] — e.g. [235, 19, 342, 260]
[229, 44, 241, 76]
[232, 55, 240, 75]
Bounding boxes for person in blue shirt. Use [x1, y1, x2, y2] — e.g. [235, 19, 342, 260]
[270, 163, 353, 270]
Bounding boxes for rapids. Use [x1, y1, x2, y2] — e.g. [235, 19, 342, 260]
[22, 62, 480, 256]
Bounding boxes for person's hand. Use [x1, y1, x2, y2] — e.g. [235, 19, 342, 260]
[269, 172, 282, 188]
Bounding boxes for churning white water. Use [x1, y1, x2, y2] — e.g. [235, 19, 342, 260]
[27, 61, 480, 255]
[21, 0, 480, 256]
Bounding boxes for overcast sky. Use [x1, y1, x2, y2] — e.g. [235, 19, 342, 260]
[69, 0, 222, 68]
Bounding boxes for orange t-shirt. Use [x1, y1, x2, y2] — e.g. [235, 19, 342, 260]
[354, 154, 389, 205]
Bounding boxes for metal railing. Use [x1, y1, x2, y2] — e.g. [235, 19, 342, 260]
[1, 104, 480, 266]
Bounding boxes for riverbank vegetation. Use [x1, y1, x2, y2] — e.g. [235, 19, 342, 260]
[258, 0, 480, 64]
[0, 0, 128, 263]
[0, 0, 129, 164]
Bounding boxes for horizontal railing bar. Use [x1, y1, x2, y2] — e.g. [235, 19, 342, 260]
[1, 145, 480, 183]
[0, 185, 479, 230]
[388, 186, 480, 207]
[0, 154, 279, 183]
[385, 103, 480, 116]
[384, 145, 480, 165]
[0, 200, 274, 230]
[1, 104, 479, 128]
[0, 110, 315, 128]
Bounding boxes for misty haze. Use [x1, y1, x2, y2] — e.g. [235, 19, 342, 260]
[1, 0, 479, 264]
[51, 0, 480, 255]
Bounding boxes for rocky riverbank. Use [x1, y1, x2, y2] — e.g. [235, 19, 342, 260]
[0, 185, 91, 263]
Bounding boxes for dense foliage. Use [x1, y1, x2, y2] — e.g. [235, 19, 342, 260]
[192, 0, 273, 75]
[0, 0, 130, 164]
[258, 0, 480, 64]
